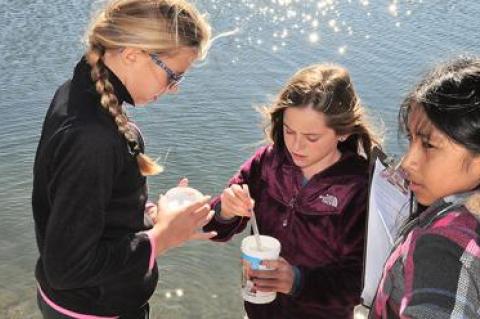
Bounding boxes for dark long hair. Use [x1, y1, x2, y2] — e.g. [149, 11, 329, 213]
[399, 56, 480, 155]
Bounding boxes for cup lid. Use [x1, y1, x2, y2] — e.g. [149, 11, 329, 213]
[241, 235, 281, 259]
[164, 186, 204, 209]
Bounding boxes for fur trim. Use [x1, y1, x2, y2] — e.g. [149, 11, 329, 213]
[465, 192, 480, 217]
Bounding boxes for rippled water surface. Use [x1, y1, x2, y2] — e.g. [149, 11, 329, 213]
[0, 0, 478, 317]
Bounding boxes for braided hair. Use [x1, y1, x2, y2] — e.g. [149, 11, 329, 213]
[84, 0, 211, 175]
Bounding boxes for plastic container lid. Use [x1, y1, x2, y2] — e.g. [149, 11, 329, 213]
[164, 186, 204, 210]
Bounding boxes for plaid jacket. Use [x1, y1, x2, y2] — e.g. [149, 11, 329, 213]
[370, 192, 480, 319]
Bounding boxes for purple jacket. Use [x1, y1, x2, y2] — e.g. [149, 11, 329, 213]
[204, 145, 369, 319]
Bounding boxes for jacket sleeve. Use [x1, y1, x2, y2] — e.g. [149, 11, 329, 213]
[294, 184, 368, 306]
[401, 232, 480, 319]
[203, 146, 267, 242]
[41, 126, 153, 290]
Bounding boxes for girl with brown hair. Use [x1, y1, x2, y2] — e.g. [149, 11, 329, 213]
[205, 64, 380, 318]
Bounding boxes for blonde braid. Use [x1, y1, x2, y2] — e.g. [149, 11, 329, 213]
[82, 0, 211, 176]
[86, 44, 163, 176]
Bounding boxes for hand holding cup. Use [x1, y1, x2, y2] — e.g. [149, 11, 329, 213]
[150, 181, 217, 256]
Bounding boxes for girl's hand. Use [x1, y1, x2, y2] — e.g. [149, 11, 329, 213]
[151, 194, 217, 256]
[145, 203, 158, 224]
[146, 177, 189, 225]
[177, 177, 189, 187]
[250, 257, 295, 294]
[220, 184, 253, 220]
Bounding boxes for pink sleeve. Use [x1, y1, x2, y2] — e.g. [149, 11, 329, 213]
[144, 229, 157, 272]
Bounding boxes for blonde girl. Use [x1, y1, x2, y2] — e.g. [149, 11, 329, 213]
[32, 0, 215, 318]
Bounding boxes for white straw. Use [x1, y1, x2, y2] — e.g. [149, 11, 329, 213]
[248, 209, 263, 250]
[244, 185, 263, 251]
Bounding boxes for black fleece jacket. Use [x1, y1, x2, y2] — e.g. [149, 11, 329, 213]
[32, 58, 158, 316]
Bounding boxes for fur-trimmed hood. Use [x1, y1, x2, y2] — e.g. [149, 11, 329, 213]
[465, 192, 480, 219]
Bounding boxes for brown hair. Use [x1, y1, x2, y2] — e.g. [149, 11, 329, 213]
[84, 0, 211, 175]
[262, 64, 380, 160]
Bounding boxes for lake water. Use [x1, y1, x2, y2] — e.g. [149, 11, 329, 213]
[0, 0, 478, 317]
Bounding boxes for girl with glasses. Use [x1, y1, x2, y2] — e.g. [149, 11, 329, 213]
[204, 64, 380, 318]
[370, 57, 480, 318]
[32, 0, 216, 318]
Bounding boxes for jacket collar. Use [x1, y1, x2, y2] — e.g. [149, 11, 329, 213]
[417, 190, 480, 226]
[262, 145, 368, 215]
[463, 192, 480, 219]
[69, 57, 135, 119]
[272, 144, 368, 179]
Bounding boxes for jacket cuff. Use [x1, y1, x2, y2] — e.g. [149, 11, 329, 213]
[144, 201, 156, 212]
[213, 202, 240, 224]
[288, 266, 302, 296]
[144, 229, 157, 272]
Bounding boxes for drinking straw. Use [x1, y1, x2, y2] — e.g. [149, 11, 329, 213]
[244, 185, 263, 250]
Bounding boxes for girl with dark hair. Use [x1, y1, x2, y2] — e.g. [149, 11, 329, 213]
[204, 64, 380, 318]
[370, 56, 480, 318]
[32, 0, 216, 318]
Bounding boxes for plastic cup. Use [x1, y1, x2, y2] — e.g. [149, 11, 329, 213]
[164, 186, 203, 210]
[241, 235, 281, 304]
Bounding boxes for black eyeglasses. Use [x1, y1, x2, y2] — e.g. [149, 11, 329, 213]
[149, 53, 184, 88]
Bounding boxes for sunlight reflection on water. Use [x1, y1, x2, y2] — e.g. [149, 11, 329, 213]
[1, 0, 478, 317]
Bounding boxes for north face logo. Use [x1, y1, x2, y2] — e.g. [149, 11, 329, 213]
[318, 194, 338, 208]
